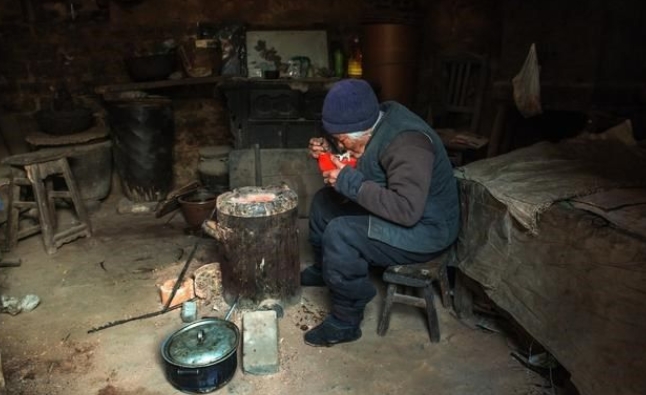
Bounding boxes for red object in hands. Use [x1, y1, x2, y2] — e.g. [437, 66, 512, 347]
[318, 152, 357, 172]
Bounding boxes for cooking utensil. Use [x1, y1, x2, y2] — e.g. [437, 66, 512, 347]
[161, 298, 240, 393]
[161, 318, 239, 393]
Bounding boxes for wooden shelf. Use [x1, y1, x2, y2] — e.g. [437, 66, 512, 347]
[95, 76, 227, 95]
[95, 76, 340, 95]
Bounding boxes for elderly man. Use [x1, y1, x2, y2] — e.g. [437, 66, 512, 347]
[302, 79, 459, 347]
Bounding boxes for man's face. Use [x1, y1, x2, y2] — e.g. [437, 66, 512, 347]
[331, 132, 371, 158]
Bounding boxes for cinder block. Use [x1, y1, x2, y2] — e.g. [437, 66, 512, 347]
[242, 310, 279, 375]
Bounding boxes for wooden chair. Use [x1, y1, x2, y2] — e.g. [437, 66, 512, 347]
[2, 147, 92, 255]
[429, 53, 489, 166]
[377, 260, 451, 343]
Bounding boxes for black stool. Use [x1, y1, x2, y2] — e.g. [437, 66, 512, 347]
[377, 261, 451, 343]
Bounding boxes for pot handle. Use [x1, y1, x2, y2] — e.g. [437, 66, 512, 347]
[177, 369, 200, 376]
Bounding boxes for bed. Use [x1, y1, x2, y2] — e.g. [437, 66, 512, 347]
[450, 139, 646, 395]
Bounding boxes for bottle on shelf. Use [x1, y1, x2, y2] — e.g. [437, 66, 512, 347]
[347, 35, 363, 78]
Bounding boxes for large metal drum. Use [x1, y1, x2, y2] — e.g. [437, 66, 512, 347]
[107, 97, 174, 202]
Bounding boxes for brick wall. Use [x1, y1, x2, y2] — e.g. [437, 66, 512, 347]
[0, 0, 364, 186]
[0, 0, 504, 185]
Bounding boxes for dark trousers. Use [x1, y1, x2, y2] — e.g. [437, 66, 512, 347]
[309, 188, 438, 325]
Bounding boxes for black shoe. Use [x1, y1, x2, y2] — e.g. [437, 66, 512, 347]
[304, 315, 362, 347]
[300, 265, 326, 287]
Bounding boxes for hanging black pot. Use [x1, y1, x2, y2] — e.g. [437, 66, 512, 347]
[161, 318, 239, 393]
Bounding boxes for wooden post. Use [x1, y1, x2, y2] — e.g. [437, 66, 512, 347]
[214, 185, 300, 306]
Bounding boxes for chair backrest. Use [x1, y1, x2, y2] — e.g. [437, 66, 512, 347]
[436, 53, 488, 133]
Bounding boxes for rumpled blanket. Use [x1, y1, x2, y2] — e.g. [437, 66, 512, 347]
[455, 140, 646, 233]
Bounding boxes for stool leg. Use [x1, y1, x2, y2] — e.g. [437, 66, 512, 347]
[60, 159, 91, 234]
[378, 284, 397, 336]
[438, 265, 451, 309]
[423, 285, 441, 343]
[26, 165, 56, 255]
[4, 181, 19, 252]
[45, 178, 57, 230]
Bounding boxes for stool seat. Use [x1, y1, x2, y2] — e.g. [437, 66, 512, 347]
[378, 260, 450, 343]
[383, 262, 441, 287]
[1, 144, 104, 167]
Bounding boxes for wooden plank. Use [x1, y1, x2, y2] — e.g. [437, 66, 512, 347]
[12, 177, 30, 187]
[218, 77, 338, 90]
[97, 76, 334, 95]
[53, 224, 89, 245]
[12, 201, 37, 209]
[17, 224, 40, 239]
[48, 191, 71, 199]
[95, 76, 226, 94]
[393, 293, 426, 308]
[2, 142, 111, 166]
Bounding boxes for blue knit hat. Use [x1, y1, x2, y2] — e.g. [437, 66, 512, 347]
[322, 79, 379, 134]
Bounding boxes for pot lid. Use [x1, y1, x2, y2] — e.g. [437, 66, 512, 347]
[162, 318, 239, 368]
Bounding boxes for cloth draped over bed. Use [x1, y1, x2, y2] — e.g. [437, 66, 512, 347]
[452, 140, 646, 395]
[455, 140, 646, 233]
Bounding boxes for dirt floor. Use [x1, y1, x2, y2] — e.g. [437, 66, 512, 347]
[0, 194, 558, 395]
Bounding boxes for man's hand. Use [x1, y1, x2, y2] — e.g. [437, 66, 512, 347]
[322, 155, 346, 187]
[308, 137, 331, 159]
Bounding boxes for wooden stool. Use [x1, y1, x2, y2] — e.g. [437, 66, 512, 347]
[377, 261, 451, 343]
[2, 148, 92, 255]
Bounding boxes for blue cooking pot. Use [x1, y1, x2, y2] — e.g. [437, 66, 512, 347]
[161, 318, 239, 393]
